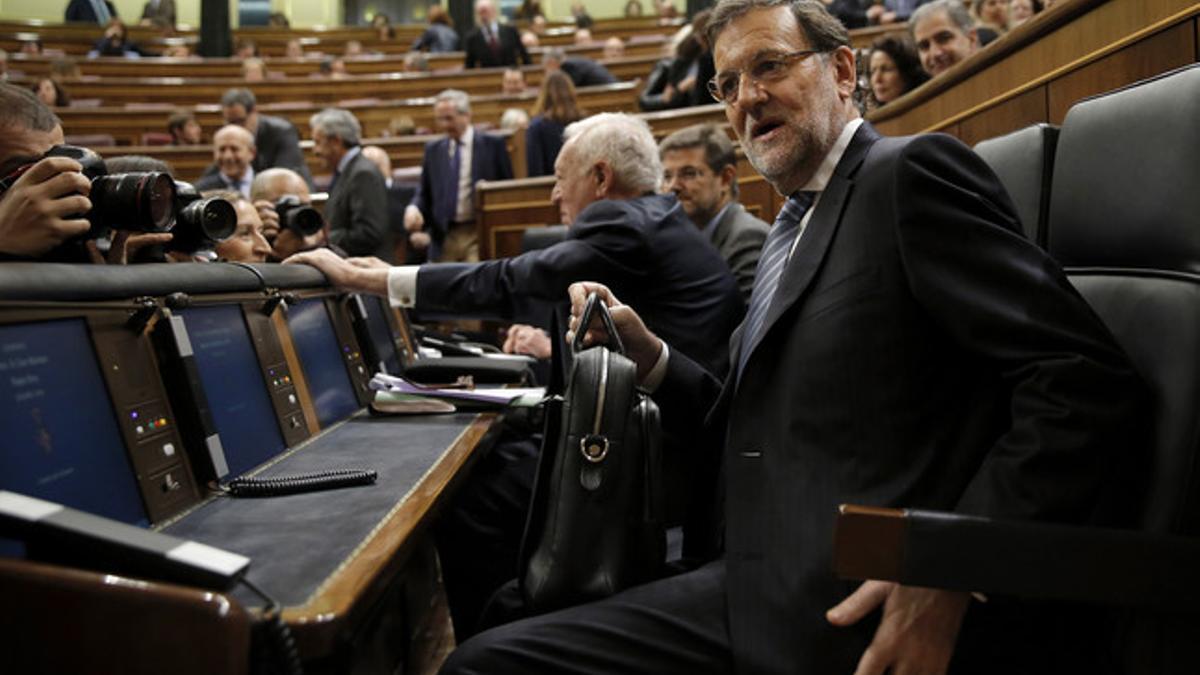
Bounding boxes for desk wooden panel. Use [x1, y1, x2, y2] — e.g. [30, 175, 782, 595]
[57, 81, 640, 146]
[868, 0, 1200, 145]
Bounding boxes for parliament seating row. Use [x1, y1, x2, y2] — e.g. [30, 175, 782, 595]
[3, 36, 669, 79]
[835, 63, 1200, 675]
[61, 80, 643, 147]
[0, 261, 499, 674]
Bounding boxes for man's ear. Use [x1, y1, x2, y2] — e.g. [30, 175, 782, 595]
[719, 163, 737, 194]
[831, 45, 857, 100]
[593, 161, 614, 199]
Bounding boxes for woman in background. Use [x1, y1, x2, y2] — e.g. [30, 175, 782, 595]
[526, 72, 583, 177]
[866, 35, 929, 110]
[1008, 0, 1043, 29]
[412, 5, 460, 53]
[32, 77, 70, 107]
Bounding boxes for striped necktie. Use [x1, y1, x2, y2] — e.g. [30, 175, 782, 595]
[736, 191, 816, 378]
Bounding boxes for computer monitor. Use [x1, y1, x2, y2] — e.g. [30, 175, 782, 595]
[0, 318, 149, 555]
[360, 295, 404, 375]
[178, 305, 288, 478]
[286, 298, 361, 428]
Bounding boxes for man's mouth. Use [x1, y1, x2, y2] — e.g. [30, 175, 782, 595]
[751, 120, 784, 141]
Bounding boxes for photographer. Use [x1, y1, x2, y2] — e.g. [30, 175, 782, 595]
[250, 167, 327, 261]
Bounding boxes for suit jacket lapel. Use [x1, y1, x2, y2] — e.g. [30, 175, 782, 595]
[738, 122, 880, 374]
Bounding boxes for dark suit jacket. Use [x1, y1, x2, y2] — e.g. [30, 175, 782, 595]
[707, 201, 768, 304]
[655, 123, 1144, 672]
[325, 150, 390, 260]
[410, 129, 513, 260]
[524, 115, 564, 178]
[65, 0, 117, 22]
[253, 115, 313, 187]
[559, 58, 617, 88]
[463, 24, 530, 69]
[415, 193, 743, 378]
[193, 169, 236, 193]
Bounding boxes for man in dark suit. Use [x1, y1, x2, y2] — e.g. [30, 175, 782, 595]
[218, 88, 313, 188]
[437, 2, 1145, 674]
[542, 47, 618, 88]
[288, 113, 745, 638]
[64, 0, 117, 23]
[404, 89, 513, 263]
[660, 123, 768, 303]
[463, 0, 531, 69]
[309, 108, 390, 260]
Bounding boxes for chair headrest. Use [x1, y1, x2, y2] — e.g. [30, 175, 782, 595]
[974, 124, 1058, 248]
[1048, 64, 1200, 272]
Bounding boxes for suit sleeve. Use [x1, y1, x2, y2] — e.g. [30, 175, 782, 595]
[892, 134, 1146, 523]
[269, 123, 314, 187]
[328, 165, 388, 257]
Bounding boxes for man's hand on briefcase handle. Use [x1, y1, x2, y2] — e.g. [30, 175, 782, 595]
[566, 282, 663, 382]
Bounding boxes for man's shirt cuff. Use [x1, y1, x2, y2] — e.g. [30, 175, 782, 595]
[387, 266, 420, 307]
[640, 341, 669, 393]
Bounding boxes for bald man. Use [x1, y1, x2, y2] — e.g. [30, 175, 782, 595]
[195, 124, 256, 198]
[250, 167, 326, 260]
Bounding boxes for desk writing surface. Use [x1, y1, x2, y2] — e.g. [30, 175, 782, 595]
[162, 411, 483, 608]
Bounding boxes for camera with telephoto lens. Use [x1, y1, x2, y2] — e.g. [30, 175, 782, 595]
[274, 195, 324, 237]
[40, 145, 177, 234]
[167, 182, 237, 254]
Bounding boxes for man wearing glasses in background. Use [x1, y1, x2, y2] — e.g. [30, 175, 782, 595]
[440, 1, 1143, 674]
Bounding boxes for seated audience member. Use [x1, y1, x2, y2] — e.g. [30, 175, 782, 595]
[405, 89, 513, 262]
[234, 39, 258, 59]
[438, 3, 1146, 672]
[527, 71, 583, 177]
[520, 30, 539, 50]
[972, 0, 1009, 43]
[625, 0, 646, 17]
[19, 39, 43, 56]
[1008, 0, 1042, 28]
[655, 0, 679, 19]
[204, 190, 271, 263]
[499, 108, 529, 132]
[911, 0, 980, 78]
[413, 5, 460, 53]
[167, 109, 202, 144]
[501, 68, 529, 95]
[403, 51, 431, 73]
[867, 34, 930, 109]
[267, 11, 290, 27]
[344, 40, 365, 58]
[289, 113, 744, 637]
[0, 83, 91, 259]
[530, 15, 547, 35]
[542, 47, 617, 88]
[139, 0, 175, 27]
[573, 28, 594, 46]
[89, 19, 143, 57]
[195, 124, 255, 197]
[464, 0, 531, 69]
[162, 43, 190, 58]
[250, 168, 326, 260]
[570, 2, 594, 28]
[638, 43, 679, 111]
[388, 115, 417, 136]
[31, 78, 70, 107]
[835, 0, 928, 27]
[65, 0, 117, 24]
[241, 58, 268, 82]
[310, 108, 391, 260]
[372, 13, 396, 40]
[321, 57, 350, 79]
[220, 88, 313, 186]
[603, 37, 627, 60]
[285, 38, 305, 59]
[659, 123, 767, 303]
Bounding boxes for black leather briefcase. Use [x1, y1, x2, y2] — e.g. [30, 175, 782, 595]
[519, 294, 666, 614]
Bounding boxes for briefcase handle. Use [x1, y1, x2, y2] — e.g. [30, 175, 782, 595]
[572, 292, 625, 356]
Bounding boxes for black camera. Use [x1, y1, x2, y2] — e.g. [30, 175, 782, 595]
[42, 145, 177, 234]
[275, 196, 324, 237]
[167, 182, 237, 254]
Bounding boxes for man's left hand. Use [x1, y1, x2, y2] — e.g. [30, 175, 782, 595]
[826, 580, 969, 675]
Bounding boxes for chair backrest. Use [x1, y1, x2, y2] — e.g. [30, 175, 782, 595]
[1048, 63, 1200, 537]
[973, 123, 1058, 249]
[521, 224, 568, 253]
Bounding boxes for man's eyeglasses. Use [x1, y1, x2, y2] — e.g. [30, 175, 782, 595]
[707, 49, 823, 104]
[662, 166, 709, 183]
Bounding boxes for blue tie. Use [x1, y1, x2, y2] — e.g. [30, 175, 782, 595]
[737, 191, 816, 378]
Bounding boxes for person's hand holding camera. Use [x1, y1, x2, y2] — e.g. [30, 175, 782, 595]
[0, 157, 92, 257]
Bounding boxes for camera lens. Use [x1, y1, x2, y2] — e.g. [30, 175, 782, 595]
[169, 181, 237, 253]
[275, 196, 325, 237]
[89, 172, 177, 232]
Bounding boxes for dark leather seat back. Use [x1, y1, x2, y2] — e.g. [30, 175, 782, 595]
[974, 123, 1059, 248]
[521, 225, 569, 253]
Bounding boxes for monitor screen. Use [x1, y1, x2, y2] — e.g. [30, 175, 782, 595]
[286, 298, 359, 427]
[179, 305, 286, 477]
[0, 318, 149, 556]
[363, 296, 403, 375]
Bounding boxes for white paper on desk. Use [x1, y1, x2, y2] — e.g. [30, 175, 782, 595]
[370, 373, 545, 406]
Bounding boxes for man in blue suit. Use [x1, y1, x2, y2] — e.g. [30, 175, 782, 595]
[404, 89, 513, 263]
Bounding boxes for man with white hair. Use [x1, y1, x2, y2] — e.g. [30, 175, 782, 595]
[289, 113, 745, 639]
[464, 0, 530, 68]
[309, 107, 390, 259]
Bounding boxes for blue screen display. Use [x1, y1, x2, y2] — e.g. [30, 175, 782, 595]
[0, 319, 149, 542]
[180, 305, 286, 477]
[286, 299, 359, 427]
[363, 296, 403, 375]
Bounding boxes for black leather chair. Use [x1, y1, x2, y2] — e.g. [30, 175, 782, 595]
[974, 123, 1059, 249]
[833, 64, 1200, 674]
[520, 224, 569, 253]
